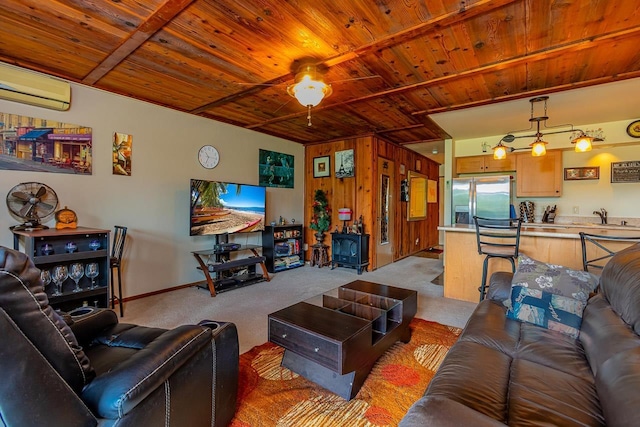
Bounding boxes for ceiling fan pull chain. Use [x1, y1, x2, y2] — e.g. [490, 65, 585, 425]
[307, 105, 312, 126]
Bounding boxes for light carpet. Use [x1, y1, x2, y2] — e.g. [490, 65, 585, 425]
[121, 256, 476, 353]
[230, 318, 461, 427]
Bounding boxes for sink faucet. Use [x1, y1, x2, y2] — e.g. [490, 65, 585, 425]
[593, 208, 607, 225]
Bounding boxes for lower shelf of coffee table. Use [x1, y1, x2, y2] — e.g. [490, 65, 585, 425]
[268, 280, 417, 400]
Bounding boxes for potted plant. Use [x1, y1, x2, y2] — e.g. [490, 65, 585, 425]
[310, 189, 331, 243]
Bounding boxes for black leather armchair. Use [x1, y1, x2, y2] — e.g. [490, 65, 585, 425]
[0, 246, 238, 427]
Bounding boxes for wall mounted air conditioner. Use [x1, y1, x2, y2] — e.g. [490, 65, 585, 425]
[0, 62, 71, 111]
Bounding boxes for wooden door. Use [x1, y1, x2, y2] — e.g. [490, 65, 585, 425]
[376, 157, 395, 267]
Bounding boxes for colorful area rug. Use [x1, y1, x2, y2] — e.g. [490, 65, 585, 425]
[230, 318, 461, 426]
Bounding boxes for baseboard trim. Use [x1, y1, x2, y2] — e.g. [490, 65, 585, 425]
[120, 280, 205, 303]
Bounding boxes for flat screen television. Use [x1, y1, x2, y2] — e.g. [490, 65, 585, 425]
[190, 179, 266, 236]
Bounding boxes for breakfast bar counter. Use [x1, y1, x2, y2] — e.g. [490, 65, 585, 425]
[439, 223, 640, 303]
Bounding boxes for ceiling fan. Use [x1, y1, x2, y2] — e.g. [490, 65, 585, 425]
[236, 58, 381, 126]
[287, 63, 333, 126]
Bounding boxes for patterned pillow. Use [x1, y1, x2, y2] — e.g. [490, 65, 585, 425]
[506, 254, 599, 338]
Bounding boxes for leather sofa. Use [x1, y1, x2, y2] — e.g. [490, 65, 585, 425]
[401, 243, 640, 427]
[0, 246, 239, 427]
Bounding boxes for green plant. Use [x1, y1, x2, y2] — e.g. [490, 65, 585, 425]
[310, 189, 331, 233]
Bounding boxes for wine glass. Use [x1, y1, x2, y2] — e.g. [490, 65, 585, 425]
[52, 265, 68, 296]
[69, 263, 85, 292]
[85, 263, 99, 289]
[40, 269, 51, 292]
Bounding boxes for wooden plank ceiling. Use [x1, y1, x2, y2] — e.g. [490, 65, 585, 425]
[1, 0, 639, 145]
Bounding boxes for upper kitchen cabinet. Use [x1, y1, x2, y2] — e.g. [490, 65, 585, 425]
[456, 155, 516, 174]
[516, 150, 563, 197]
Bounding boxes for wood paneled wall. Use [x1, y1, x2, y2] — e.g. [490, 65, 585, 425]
[304, 135, 439, 270]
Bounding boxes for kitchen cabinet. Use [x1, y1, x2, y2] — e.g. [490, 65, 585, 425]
[516, 150, 562, 197]
[456, 155, 516, 174]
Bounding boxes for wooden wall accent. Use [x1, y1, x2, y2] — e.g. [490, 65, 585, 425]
[304, 135, 439, 270]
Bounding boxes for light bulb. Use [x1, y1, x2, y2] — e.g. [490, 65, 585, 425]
[531, 140, 547, 157]
[287, 75, 331, 107]
[574, 136, 593, 152]
[493, 145, 507, 160]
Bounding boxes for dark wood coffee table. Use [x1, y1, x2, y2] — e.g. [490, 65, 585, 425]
[268, 280, 417, 400]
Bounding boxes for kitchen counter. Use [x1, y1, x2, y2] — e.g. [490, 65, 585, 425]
[439, 223, 640, 303]
[439, 223, 640, 238]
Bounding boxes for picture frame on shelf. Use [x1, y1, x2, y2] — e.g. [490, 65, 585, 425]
[313, 156, 330, 178]
[564, 166, 599, 181]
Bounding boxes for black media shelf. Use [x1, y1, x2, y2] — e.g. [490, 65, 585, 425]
[262, 224, 304, 273]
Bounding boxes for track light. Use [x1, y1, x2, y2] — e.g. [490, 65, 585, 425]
[493, 96, 604, 158]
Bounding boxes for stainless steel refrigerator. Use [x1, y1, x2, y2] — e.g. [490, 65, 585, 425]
[452, 175, 512, 224]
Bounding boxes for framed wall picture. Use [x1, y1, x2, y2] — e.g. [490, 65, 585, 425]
[313, 156, 330, 178]
[564, 166, 599, 181]
[611, 161, 640, 183]
[259, 149, 294, 188]
[335, 149, 355, 178]
[427, 179, 438, 203]
[113, 132, 132, 176]
[407, 171, 427, 220]
[1, 111, 93, 175]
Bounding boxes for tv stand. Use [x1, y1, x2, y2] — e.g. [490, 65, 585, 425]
[192, 237, 269, 297]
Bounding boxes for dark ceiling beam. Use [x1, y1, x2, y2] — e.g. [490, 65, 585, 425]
[399, 138, 443, 145]
[245, 25, 640, 130]
[82, 0, 197, 85]
[375, 124, 425, 134]
[193, 0, 517, 114]
[412, 26, 640, 116]
[321, 0, 518, 67]
[421, 71, 640, 116]
[191, 73, 294, 114]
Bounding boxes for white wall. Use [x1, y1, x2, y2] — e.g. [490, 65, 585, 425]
[450, 119, 640, 222]
[1, 82, 304, 298]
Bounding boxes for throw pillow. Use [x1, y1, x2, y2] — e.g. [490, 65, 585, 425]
[506, 254, 599, 338]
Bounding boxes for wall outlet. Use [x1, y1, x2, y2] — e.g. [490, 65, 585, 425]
[573, 206, 579, 214]
[415, 238, 419, 245]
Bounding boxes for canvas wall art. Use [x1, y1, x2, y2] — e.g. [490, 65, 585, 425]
[335, 149, 354, 178]
[113, 132, 132, 176]
[0, 111, 92, 174]
[259, 149, 294, 188]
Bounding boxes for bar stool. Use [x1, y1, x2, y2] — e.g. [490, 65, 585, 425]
[110, 225, 127, 316]
[580, 232, 640, 274]
[473, 216, 522, 302]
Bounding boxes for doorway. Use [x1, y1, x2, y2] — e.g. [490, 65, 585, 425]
[376, 157, 395, 268]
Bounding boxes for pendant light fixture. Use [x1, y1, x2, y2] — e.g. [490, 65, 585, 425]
[287, 64, 332, 126]
[492, 96, 603, 158]
[572, 133, 594, 152]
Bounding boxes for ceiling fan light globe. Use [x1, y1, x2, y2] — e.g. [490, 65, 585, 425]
[287, 75, 332, 107]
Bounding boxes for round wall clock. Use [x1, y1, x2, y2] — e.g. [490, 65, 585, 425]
[198, 145, 220, 169]
[626, 120, 640, 138]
